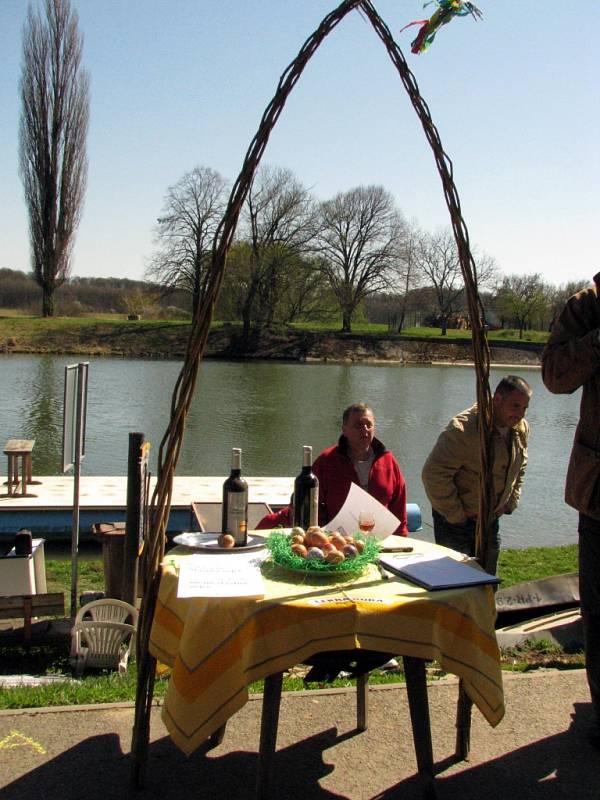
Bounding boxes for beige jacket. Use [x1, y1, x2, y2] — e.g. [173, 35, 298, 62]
[421, 404, 529, 524]
[542, 272, 600, 519]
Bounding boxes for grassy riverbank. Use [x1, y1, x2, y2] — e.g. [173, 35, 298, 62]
[0, 544, 581, 709]
[0, 314, 547, 360]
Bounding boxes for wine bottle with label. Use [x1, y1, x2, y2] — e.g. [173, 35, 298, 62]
[293, 445, 319, 529]
[222, 447, 249, 546]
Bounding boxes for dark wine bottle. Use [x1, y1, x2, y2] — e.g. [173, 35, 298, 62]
[221, 448, 249, 546]
[293, 445, 319, 529]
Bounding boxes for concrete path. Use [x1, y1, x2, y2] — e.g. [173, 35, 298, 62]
[1, 670, 598, 800]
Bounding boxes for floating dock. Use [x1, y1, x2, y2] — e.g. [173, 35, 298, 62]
[0, 475, 294, 542]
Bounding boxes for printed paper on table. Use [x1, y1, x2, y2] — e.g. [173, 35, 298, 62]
[177, 552, 266, 598]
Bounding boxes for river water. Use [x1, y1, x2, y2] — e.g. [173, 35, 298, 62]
[0, 354, 581, 550]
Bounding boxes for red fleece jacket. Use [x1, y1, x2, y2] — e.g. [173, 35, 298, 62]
[256, 436, 408, 536]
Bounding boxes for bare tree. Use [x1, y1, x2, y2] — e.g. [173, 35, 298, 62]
[147, 166, 228, 316]
[19, 0, 89, 317]
[391, 222, 424, 333]
[239, 165, 315, 338]
[277, 254, 331, 323]
[412, 228, 497, 335]
[547, 278, 591, 330]
[311, 185, 406, 332]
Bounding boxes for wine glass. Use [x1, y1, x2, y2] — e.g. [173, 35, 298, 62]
[358, 510, 375, 534]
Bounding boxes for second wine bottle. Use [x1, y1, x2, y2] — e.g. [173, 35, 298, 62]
[293, 445, 319, 529]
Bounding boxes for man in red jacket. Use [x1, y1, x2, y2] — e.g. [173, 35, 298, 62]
[257, 403, 408, 536]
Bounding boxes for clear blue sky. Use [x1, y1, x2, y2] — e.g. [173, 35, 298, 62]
[1, 1, 598, 286]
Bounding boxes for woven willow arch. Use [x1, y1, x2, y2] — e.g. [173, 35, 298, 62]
[132, 0, 495, 779]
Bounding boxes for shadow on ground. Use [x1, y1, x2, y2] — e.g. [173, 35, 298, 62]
[2, 702, 600, 800]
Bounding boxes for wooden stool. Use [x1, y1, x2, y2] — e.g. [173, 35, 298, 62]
[3, 439, 37, 497]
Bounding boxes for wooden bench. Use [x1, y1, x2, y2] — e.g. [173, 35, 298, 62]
[0, 593, 65, 645]
[3, 439, 39, 497]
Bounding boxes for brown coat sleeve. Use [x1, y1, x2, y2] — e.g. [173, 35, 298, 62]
[542, 280, 600, 395]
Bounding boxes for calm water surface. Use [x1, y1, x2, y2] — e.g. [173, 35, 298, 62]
[0, 354, 581, 550]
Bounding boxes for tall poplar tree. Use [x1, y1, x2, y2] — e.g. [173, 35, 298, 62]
[19, 0, 89, 317]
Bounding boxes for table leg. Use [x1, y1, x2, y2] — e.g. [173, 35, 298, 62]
[403, 656, 437, 800]
[455, 679, 473, 760]
[356, 672, 369, 731]
[21, 454, 27, 496]
[6, 454, 17, 495]
[256, 671, 283, 800]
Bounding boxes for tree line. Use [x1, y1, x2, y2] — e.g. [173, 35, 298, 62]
[1, 258, 587, 341]
[145, 163, 587, 337]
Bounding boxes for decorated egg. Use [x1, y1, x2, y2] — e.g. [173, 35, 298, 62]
[218, 533, 235, 549]
[291, 526, 305, 538]
[305, 529, 329, 549]
[306, 547, 325, 560]
[329, 533, 347, 551]
[325, 549, 345, 565]
[354, 539, 365, 554]
[291, 533, 306, 545]
[291, 543, 308, 558]
[342, 544, 358, 559]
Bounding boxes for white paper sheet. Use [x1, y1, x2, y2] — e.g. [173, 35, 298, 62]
[177, 552, 267, 598]
[324, 483, 401, 539]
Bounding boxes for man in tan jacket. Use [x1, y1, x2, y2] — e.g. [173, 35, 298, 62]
[542, 272, 600, 746]
[422, 375, 532, 573]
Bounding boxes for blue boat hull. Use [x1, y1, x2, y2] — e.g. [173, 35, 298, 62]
[0, 507, 194, 543]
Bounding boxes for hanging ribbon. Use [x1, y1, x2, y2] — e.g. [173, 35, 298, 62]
[400, 1, 483, 54]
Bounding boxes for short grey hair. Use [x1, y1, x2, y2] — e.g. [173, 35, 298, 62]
[342, 403, 374, 425]
[494, 375, 533, 399]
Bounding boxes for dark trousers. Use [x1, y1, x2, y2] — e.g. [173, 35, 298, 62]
[432, 509, 500, 574]
[579, 513, 600, 722]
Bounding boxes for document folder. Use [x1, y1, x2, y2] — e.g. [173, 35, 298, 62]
[378, 555, 501, 591]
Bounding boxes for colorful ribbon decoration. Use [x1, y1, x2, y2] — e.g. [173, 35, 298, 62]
[400, 1, 483, 54]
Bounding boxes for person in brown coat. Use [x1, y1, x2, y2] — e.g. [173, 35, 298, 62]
[421, 375, 532, 574]
[542, 271, 600, 746]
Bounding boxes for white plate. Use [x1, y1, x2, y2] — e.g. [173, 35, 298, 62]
[172, 532, 266, 552]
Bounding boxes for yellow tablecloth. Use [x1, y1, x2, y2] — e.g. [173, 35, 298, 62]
[149, 537, 504, 756]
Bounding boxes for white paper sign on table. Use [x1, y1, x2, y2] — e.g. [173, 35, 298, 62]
[177, 553, 266, 598]
[325, 483, 401, 540]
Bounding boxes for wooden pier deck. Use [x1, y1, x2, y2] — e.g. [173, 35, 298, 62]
[0, 475, 293, 511]
[0, 476, 293, 539]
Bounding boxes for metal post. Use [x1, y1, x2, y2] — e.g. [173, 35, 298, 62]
[69, 364, 87, 618]
[123, 432, 145, 606]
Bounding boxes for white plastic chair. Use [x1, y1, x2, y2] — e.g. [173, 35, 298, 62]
[75, 598, 138, 626]
[70, 599, 138, 676]
[70, 620, 136, 676]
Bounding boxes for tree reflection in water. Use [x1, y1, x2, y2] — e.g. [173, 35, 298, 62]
[23, 355, 64, 475]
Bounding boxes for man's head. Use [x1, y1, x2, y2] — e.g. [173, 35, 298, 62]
[342, 403, 375, 456]
[492, 375, 532, 428]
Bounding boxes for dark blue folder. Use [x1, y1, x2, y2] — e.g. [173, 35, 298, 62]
[378, 555, 501, 591]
